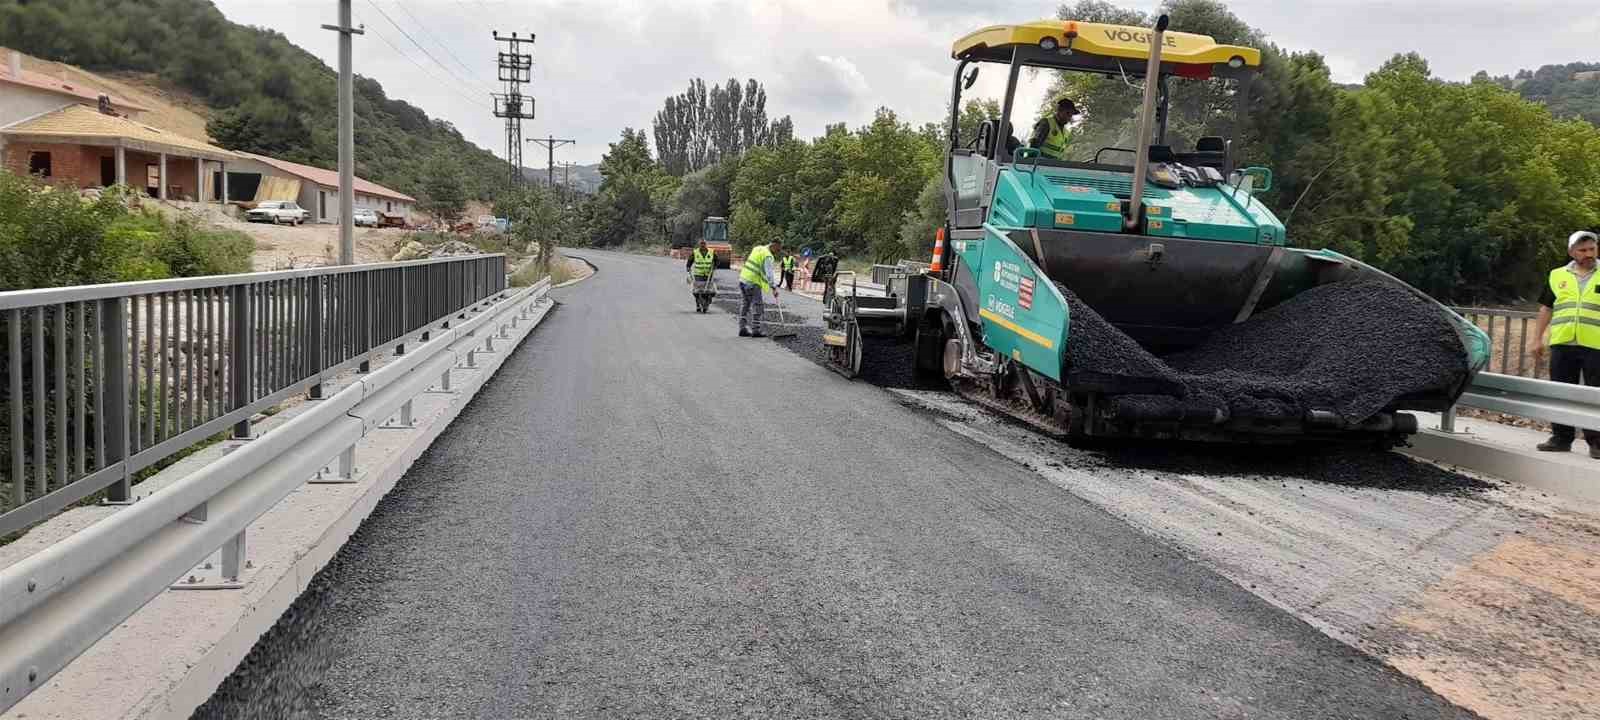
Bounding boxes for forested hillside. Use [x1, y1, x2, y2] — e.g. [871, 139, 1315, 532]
[1492, 62, 1600, 126]
[0, 0, 511, 201]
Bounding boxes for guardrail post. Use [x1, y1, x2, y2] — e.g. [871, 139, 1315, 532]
[100, 298, 131, 502]
[1439, 405, 1457, 433]
[307, 276, 325, 399]
[439, 369, 452, 392]
[229, 285, 252, 439]
[484, 334, 495, 352]
[220, 528, 248, 582]
[465, 347, 477, 368]
[381, 400, 415, 430]
[338, 445, 355, 480]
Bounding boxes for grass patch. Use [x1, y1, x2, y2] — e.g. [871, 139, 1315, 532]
[509, 250, 581, 287]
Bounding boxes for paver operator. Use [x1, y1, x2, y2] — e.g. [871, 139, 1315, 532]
[1029, 98, 1079, 161]
[686, 239, 717, 313]
[1532, 229, 1600, 457]
[738, 240, 783, 338]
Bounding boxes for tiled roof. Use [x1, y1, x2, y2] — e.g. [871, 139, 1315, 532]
[0, 104, 236, 160]
[0, 64, 151, 113]
[239, 152, 416, 203]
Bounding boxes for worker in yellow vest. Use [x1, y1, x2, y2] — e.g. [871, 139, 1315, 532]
[1028, 98, 1079, 161]
[781, 253, 798, 292]
[738, 240, 783, 337]
[1532, 229, 1600, 456]
[685, 239, 717, 313]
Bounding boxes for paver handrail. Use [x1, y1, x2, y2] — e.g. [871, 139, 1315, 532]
[0, 255, 507, 536]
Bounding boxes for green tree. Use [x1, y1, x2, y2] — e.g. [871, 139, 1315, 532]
[419, 152, 468, 227]
[833, 108, 941, 261]
[729, 201, 778, 251]
[586, 128, 671, 246]
[652, 77, 794, 175]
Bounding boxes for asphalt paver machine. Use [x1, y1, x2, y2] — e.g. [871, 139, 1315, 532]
[822, 16, 1491, 445]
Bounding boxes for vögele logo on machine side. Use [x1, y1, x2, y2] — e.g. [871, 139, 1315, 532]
[1103, 28, 1179, 47]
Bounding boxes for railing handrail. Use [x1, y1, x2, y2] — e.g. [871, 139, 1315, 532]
[1, 253, 509, 537]
[1450, 306, 1539, 319]
[0, 254, 508, 311]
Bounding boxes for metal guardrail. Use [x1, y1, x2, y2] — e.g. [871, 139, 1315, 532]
[1451, 306, 1543, 378]
[0, 255, 507, 537]
[0, 273, 547, 713]
[1452, 371, 1600, 432]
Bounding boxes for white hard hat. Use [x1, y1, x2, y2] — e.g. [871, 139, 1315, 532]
[1570, 230, 1599, 249]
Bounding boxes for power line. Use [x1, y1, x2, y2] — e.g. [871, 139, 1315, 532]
[393, 0, 497, 92]
[360, 12, 485, 108]
[363, 0, 488, 95]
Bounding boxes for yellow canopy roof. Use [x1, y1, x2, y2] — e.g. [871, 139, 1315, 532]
[0, 104, 238, 161]
[953, 20, 1261, 69]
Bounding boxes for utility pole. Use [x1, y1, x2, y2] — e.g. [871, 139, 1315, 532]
[322, 1, 363, 265]
[527, 135, 575, 190]
[492, 31, 536, 185]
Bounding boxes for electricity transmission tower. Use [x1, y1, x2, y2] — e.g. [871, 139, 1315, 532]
[491, 31, 535, 185]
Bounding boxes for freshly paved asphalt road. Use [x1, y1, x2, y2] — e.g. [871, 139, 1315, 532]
[198, 250, 1476, 719]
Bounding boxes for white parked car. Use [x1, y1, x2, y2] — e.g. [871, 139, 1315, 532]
[353, 209, 380, 227]
[247, 201, 309, 225]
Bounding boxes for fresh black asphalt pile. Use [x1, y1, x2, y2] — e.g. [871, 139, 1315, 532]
[1061, 280, 1469, 426]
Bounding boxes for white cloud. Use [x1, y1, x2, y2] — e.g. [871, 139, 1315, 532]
[777, 54, 874, 118]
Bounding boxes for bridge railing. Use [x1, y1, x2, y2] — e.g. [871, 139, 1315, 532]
[0, 255, 506, 537]
[1450, 306, 1543, 379]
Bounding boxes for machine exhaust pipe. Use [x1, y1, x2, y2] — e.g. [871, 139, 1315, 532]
[1125, 14, 1170, 230]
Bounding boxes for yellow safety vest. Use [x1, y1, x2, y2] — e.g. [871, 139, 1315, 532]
[740, 245, 774, 291]
[692, 248, 715, 277]
[1548, 266, 1600, 348]
[782, 256, 796, 272]
[1040, 117, 1074, 160]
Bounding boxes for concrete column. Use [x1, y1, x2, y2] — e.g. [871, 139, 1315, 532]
[114, 145, 126, 186]
[195, 157, 204, 201]
[158, 153, 167, 200]
[219, 161, 228, 205]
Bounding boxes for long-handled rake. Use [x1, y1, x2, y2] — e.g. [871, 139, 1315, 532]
[763, 292, 801, 338]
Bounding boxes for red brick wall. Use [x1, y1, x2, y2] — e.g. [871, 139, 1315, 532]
[1, 143, 208, 198]
[1, 141, 105, 188]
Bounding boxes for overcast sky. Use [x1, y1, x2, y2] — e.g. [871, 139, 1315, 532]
[212, 1, 1600, 166]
